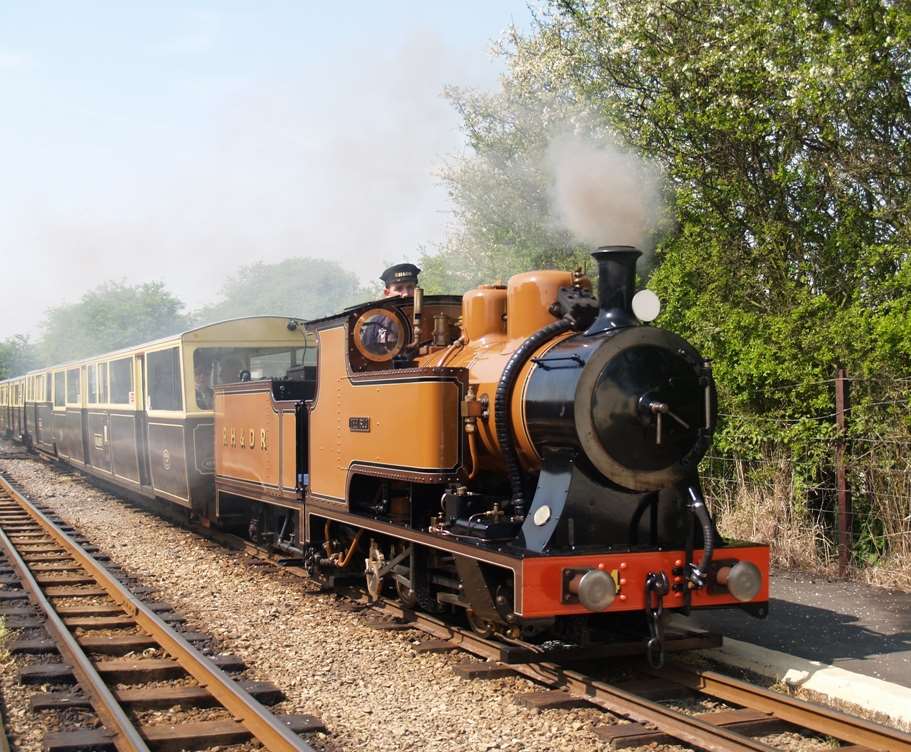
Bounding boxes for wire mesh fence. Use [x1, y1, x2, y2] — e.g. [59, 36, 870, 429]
[700, 372, 911, 588]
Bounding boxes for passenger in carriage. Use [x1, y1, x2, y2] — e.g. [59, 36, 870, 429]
[194, 367, 213, 410]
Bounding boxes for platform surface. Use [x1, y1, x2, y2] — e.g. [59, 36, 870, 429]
[681, 569, 911, 686]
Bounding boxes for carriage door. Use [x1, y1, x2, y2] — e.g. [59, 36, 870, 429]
[135, 353, 152, 487]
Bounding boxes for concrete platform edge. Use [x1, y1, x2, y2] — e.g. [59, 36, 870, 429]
[699, 637, 911, 731]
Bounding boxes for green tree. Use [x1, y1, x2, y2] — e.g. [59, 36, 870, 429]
[431, 0, 911, 569]
[431, 0, 911, 432]
[531, 0, 911, 436]
[39, 281, 187, 365]
[193, 257, 375, 325]
[0, 335, 37, 379]
[419, 83, 594, 294]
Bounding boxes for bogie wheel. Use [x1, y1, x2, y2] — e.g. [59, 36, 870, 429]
[365, 540, 385, 602]
[393, 543, 417, 608]
[396, 578, 417, 609]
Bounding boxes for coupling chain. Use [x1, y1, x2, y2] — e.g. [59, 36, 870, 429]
[644, 571, 670, 669]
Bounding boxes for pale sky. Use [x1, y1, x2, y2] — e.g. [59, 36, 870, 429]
[0, 2, 533, 338]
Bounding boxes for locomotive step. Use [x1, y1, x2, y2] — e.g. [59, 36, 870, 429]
[19, 654, 245, 684]
[43, 714, 325, 752]
[31, 680, 284, 711]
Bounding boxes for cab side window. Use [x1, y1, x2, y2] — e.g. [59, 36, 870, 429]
[148, 347, 183, 411]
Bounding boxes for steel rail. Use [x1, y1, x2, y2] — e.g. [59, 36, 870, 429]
[0, 474, 315, 752]
[0, 499, 149, 752]
[12, 452, 906, 752]
[199, 518, 911, 752]
[368, 599, 777, 752]
[378, 593, 911, 752]
[661, 665, 911, 752]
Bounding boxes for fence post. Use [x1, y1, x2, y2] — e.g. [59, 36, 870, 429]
[835, 367, 852, 575]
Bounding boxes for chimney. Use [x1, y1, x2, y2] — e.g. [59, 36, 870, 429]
[586, 245, 641, 335]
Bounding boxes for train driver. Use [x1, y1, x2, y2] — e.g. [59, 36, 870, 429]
[359, 264, 421, 355]
[381, 263, 420, 298]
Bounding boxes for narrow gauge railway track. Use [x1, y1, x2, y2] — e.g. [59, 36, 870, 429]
[179, 510, 911, 751]
[221, 530, 911, 752]
[0, 472, 322, 752]
[4, 458, 911, 752]
[360, 600, 911, 752]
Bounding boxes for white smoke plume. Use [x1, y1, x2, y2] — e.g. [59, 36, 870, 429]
[546, 130, 665, 249]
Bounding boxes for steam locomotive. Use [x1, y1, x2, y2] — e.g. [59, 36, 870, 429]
[213, 246, 769, 658]
[0, 245, 768, 660]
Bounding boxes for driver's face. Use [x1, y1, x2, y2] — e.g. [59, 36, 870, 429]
[384, 282, 415, 298]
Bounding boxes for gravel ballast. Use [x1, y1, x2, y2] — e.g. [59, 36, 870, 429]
[0, 458, 619, 752]
[0, 453, 841, 752]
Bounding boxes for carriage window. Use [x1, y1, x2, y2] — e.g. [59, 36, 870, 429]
[191, 345, 313, 411]
[110, 358, 133, 404]
[148, 347, 183, 411]
[87, 365, 97, 404]
[66, 369, 81, 404]
[54, 372, 65, 407]
[98, 362, 109, 404]
[45, 375, 52, 402]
